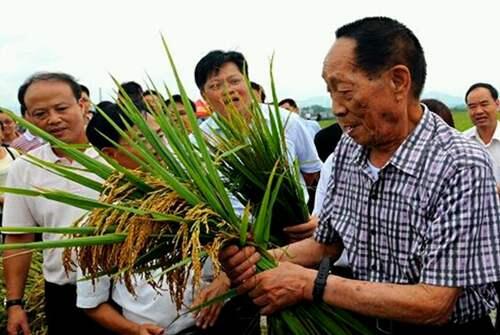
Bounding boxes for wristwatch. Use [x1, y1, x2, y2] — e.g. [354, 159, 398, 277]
[4, 298, 24, 309]
[312, 257, 331, 302]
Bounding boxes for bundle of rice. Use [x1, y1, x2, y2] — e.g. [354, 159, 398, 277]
[0, 38, 372, 335]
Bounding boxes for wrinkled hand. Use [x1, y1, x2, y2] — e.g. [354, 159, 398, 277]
[192, 273, 231, 329]
[7, 306, 31, 335]
[219, 245, 260, 286]
[283, 215, 318, 243]
[137, 323, 164, 335]
[241, 261, 316, 315]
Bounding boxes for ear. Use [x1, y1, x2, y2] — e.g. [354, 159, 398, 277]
[77, 98, 86, 115]
[388, 65, 411, 101]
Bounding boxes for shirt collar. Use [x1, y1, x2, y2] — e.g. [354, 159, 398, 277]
[44, 143, 98, 165]
[465, 121, 500, 144]
[350, 104, 433, 178]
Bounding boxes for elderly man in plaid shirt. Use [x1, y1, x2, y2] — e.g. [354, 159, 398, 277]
[220, 16, 500, 335]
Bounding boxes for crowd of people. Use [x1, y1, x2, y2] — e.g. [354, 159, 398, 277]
[2, 16, 500, 335]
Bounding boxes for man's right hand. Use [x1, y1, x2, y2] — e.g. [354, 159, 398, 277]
[137, 323, 164, 335]
[7, 305, 31, 335]
[219, 245, 261, 287]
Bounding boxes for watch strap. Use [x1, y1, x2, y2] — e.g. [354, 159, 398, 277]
[312, 257, 331, 302]
[5, 298, 24, 309]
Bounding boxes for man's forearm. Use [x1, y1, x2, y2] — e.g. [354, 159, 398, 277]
[3, 234, 35, 300]
[270, 238, 342, 267]
[315, 276, 460, 325]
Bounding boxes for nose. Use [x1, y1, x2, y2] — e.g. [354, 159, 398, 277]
[331, 98, 347, 118]
[47, 110, 62, 125]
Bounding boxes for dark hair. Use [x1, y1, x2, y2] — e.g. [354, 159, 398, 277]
[194, 50, 248, 90]
[86, 104, 132, 150]
[250, 82, 266, 102]
[335, 17, 427, 99]
[143, 90, 164, 99]
[118, 81, 148, 113]
[80, 84, 90, 96]
[465, 83, 498, 103]
[278, 98, 298, 109]
[165, 94, 196, 112]
[119, 81, 143, 100]
[18, 72, 82, 116]
[421, 98, 455, 128]
[96, 100, 114, 111]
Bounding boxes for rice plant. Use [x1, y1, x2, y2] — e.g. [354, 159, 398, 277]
[0, 37, 373, 335]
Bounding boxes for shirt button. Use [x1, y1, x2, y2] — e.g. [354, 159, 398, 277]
[370, 264, 377, 271]
[370, 229, 376, 235]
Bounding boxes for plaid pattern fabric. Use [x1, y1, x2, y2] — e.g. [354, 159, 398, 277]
[315, 107, 500, 323]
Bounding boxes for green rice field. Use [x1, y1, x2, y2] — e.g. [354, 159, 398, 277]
[319, 109, 476, 132]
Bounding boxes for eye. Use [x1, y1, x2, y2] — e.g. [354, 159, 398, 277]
[207, 82, 222, 91]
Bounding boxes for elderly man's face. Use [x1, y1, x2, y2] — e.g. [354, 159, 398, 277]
[322, 38, 408, 148]
[202, 62, 251, 118]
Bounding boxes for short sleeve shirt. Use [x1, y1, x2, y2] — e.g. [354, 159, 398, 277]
[2, 144, 101, 285]
[315, 108, 500, 323]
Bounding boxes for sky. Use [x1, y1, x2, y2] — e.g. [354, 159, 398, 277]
[0, 0, 499, 112]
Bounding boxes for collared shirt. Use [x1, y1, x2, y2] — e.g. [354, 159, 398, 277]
[77, 268, 204, 334]
[315, 108, 500, 323]
[10, 129, 45, 153]
[463, 121, 500, 181]
[302, 119, 321, 138]
[2, 143, 100, 285]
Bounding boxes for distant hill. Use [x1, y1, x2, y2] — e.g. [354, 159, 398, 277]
[298, 91, 466, 109]
[421, 91, 465, 108]
[297, 96, 331, 108]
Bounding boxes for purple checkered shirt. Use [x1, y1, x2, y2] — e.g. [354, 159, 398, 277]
[315, 107, 500, 323]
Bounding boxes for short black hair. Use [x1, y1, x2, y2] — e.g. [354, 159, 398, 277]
[80, 84, 90, 96]
[421, 98, 455, 128]
[465, 83, 498, 103]
[165, 94, 196, 112]
[250, 82, 266, 102]
[86, 103, 132, 150]
[143, 90, 164, 99]
[119, 81, 143, 100]
[18, 72, 82, 116]
[194, 50, 248, 91]
[278, 98, 298, 109]
[336, 17, 427, 99]
[96, 100, 114, 111]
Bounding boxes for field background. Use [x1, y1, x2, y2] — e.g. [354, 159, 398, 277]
[319, 109, 476, 131]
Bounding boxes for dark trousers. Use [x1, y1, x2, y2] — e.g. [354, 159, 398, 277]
[44, 281, 114, 335]
[175, 296, 260, 335]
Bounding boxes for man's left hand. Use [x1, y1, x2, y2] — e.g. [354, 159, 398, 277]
[283, 215, 318, 242]
[243, 261, 316, 315]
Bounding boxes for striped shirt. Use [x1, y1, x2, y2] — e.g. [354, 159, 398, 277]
[315, 107, 500, 323]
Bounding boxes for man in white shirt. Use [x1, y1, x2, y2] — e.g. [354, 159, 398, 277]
[2, 72, 110, 335]
[279, 98, 322, 138]
[194, 50, 322, 334]
[463, 83, 500, 181]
